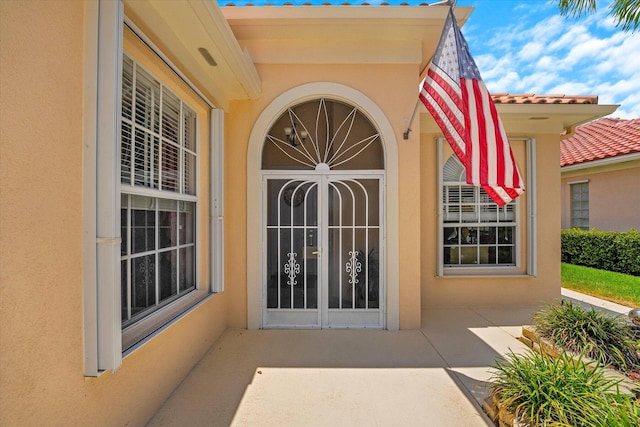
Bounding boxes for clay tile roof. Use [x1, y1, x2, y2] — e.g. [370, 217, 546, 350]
[491, 93, 598, 105]
[560, 118, 640, 167]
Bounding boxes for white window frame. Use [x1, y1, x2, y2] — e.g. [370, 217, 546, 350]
[120, 53, 201, 349]
[83, 0, 224, 376]
[436, 137, 537, 277]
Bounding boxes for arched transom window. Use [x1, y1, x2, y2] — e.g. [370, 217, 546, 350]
[262, 98, 384, 171]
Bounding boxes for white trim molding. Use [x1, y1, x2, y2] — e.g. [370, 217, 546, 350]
[96, 0, 124, 374]
[210, 109, 225, 292]
[561, 152, 640, 173]
[83, 0, 100, 377]
[83, 0, 124, 376]
[526, 138, 537, 277]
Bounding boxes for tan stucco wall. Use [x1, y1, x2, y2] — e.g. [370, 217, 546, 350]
[227, 63, 422, 329]
[420, 132, 561, 308]
[226, 99, 250, 328]
[0, 2, 229, 425]
[1, 1, 575, 423]
[561, 162, 640, 231]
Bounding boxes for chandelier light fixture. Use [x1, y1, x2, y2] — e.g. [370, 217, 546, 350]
[284, 122, 307, 147]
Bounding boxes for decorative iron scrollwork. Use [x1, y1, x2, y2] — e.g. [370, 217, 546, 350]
[284, 252, 300, 286]
[346, 250, 362, 285]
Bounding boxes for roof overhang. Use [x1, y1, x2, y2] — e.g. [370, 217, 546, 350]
[124, 0, 261, 110]
[222, 5, 473, 68]
[420, 103, 619, 136]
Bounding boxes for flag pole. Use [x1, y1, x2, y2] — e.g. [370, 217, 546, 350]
[402, 99, 420, 140]
[403, 55, 435, 140]
[402, 0, 456, 140]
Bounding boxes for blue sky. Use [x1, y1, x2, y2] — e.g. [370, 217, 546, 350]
[225, 0, 639, 118]
[456, 0, 639, 118]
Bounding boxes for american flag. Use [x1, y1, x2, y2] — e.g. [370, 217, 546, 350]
[419, 8, 524, 206]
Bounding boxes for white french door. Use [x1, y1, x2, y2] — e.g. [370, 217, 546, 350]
[263, 172, 384, 328]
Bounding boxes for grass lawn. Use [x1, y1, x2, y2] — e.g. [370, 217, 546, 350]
[561, 262, 640, 308]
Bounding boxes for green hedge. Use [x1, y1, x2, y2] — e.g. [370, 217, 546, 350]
[561, 229, 640, 276]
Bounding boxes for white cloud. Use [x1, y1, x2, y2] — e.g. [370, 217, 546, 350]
[562, 37, 611, 68]
[593, 34, 640, 75]
[599, 14, 619, 31]
[518, 41, 544, 61]
[519, 72, 561, 93]
[535, 55, 555, 70]
[476, 54, 515, 80]
[605, 89, 640, 118]
[548, 25, 591, 54]
[486, 71, 522, 93]
[596, 78, 640, 98]
[528, 15, 566, 45]
[463, 1, 640, 117]
[548, 81, 594, 96]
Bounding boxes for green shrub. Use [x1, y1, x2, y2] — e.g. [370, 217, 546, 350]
[615, 230, 640, 277]
[533, 302, 639, 373]
[561, 228, 640, 276]
[492, 350, 640, 427]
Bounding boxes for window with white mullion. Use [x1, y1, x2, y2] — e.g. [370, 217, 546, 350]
[123, 54, 197, 198]
[442, 155, 517, 268]
[86, 13, 220, 372]
[120, 54, 198, 332]
[120, 193, 197, 327]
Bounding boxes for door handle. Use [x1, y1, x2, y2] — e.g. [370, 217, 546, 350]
[306, 247, 322, 259]
[305, 247, 320, 258]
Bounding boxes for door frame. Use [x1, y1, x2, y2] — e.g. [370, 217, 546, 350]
[247, 82, 399, 330]
[262, 171, 385, 329]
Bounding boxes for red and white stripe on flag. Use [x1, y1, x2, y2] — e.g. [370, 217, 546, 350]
[419, 8, 524, 207]
[462, 78, 525, 206]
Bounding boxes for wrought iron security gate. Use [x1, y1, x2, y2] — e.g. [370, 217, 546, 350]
[263, 173, 384, 328]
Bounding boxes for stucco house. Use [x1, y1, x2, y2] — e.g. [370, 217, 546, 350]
[560, 118, 640, 231]
[0, 1, 617, 425]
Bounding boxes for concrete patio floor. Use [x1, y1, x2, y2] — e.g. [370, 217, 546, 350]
[147, 291, 635, 426]
[147, 306, 541, 426]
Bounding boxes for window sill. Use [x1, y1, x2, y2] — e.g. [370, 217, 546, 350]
[438, 270, 532, 278]
[122, 289, 218, 356]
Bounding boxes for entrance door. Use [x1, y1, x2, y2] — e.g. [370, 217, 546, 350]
[263, 173, 383, 328]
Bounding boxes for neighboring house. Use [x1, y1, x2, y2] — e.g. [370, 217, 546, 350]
[0, 1, 617, 425]
[560, 118, 640, 231]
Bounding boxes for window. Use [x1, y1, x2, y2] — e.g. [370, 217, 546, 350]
[120, 54, 198, 328]
[85, 3, 223, 376]
[570, 181, 589, 230]
[441, 155, 517, 269]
